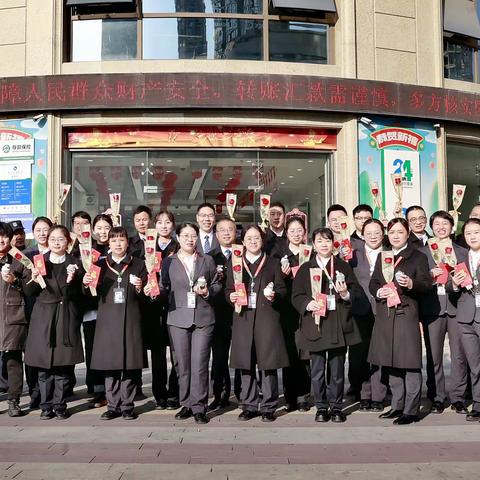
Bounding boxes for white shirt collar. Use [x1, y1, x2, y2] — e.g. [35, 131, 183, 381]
[49, 252, 66, 264]
[245, 252, 262, 264]
[111, 254, 127, 264]
[221, 246, 232, 256]
[271, 229, 284, 237]
[200, 230, 213, 240]
[414, 232, 428, 244]
[365, 245, 382, 255]
[392, 245, 408, 256]
[316, 255, 332, 268]
[138, 233, 146, 241]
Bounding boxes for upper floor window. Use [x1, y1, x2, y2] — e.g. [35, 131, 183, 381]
[65, 0, 336, 64]
[443, 0, 480, 82]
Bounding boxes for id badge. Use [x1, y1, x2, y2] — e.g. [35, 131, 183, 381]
[437, 285, 446, 296]
[113, 287, 125, 304]
[475, 293, 480, 308]
[327, 294, 336, 311]
[248, 292, 257, 309]
[187, 291, 196, 309]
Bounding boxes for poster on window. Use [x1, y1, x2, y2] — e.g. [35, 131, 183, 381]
[358, 117, 439, 220]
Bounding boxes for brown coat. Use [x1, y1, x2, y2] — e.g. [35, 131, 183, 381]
[0, 253, 31, 351]
[90, 254, 147, 371]
[225, 254, 289, 371]
[24, 253, 85, 369]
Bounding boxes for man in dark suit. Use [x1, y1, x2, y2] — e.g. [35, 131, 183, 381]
[128, 205, 153, 259]
[195, 203, 219, 254]
[208, 217, 236, 410]
[350, 204, 373, 251]
[264, 201, 287, 254]
[406, 205, 430, 249]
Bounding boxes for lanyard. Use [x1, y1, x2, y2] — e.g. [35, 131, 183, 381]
[393, 256, 403, 268]
[106, 259, 129, 287]
[178, 253, 197, 290]
[243, 254, 267, 292]
[319, 256, 336, 293]
[469, 252, 480, 285]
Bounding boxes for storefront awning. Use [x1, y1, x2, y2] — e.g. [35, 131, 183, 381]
[66, 0, 135, 6]
[444, 0, 480, 39]
[272, 0, 336, 12]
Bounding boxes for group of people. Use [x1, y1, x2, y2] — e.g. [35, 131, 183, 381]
[1, 199, 480, 426]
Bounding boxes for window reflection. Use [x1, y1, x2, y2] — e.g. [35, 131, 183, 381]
[143, 18, 262, 60]
[444, 39, 475, 82]
[143, 0, 262, 14]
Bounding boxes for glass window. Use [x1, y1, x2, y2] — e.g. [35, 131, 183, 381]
[444, 38, 475, 82]
[269, 21, 328, 64]
[72, 19, 137, 62]
[143, 18, 262, 60]
[143, 0, 263, 14]
[70, 150, 330, 234]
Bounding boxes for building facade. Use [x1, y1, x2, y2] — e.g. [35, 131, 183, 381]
[0, 0, 479, 233]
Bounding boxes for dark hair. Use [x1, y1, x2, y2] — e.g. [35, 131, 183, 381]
[216, 217, 236, 228]
[32, 216, 53, 231]
[270, 201, 286, 213]
[387, 217, 409, 233]
[72, 211, 92, 224]
[47, 225, 72, 245]
[312, 227, 334, 242]
[155, 210, 175, 225]
[285, 216, 306, 232]
[176, 222, 199, 236]
[327, 204, 347, 217]
[405, 205, 425, 219]
[353, 204, 373, 217]
[196, 202, 215, 214]
[0, 222, 13, 240]
[463, 218, 480, 234]
[361, 218, 385, 236]
[133, 205, 152, 219]
[93, 214, 113, 229]
[108, 226, 128, 240]
[241, 224, 265, 242]
[429, 210, 454, 229]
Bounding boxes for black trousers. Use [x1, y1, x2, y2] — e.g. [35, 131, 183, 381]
[310, 347, 347, 410]
[83, 321, 105, 394]
[150, 345, 179, 402]
[105, 369, 139, 413]
[1, 350, 23, 400]
[348, 317, 374, 395]
[26, 365, 40, 404]
[38, 366, 71, 412]
[211, 320, 232, 401]
[0, 352, 8, 390]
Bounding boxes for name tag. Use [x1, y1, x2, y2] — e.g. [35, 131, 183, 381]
[327, 294, 336, 311]
[437, 285, 446, 296]
[248, 292, 257, 309]
[113, 288, 125, 304]
[187, 291, 196, 309]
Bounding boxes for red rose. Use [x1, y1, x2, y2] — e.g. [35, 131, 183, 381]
[341, 223, 347, 230]
[431, 243, 438, 250]
[147, 235, 154, 241]
[371, 188, 379, 196]
[233, 264, 241, 272]
[81, 231, 90, 239]
[385, 257, 392, 264]
[313, 275, 321, 282]
[82, 250, 90, 256]
[333, 241, 340, 249]
[14, 253, 21, 260]
[146, 247, 154, 254]
[445, 247, 452, 254]
[229, 199, 235, 205]
[113, 194, 119, 201]
[394, 177, 402, 185]
[456, 189, 463, 196]
[233, 249, 242, 256]
[303, 249, 310, 256]
[261, 198, 269, 206]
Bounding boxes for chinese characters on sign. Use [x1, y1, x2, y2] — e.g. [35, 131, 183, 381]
[0, 74, 479, 125]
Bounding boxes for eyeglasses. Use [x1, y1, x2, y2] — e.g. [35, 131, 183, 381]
[198, 213, 215, 219]
[364, 232, 383, 238]
[287, 229, 305, 235]
[179, 234, 198, 240]
[408, 216, 427, 224]
[244, 236, 262, 242]
[217, 228, 235, 233]
[49, 237, 67, 244]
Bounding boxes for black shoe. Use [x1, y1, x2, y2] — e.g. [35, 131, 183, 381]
[298, 402, 310, 412]
[346, 387, 360, 401]
[451, 401, 468, 414]
[208, 398, 222, 411]
[379, 409, 403, 419]
[393, 414, 419, 425]
[315, 408, 330, 423]
[166, 399, 180, 410]
[40, 409, 55, 420]
[55, 409, 69, 420]
[430, 401, 444, 414]
[238, 410, 258, 421]
[100, 410, 121, 420]
[261, 412, 275, 422]
[359, 400, 371, 412]
[175, 407, 192, 420]
[370, 402, 384, 412]
[194, 412, 209, 424]
[220, 396, 230, 408]
[155, 399, 167, 410]
[134, 390, 146, 401]
[29, 397, 41, 410]
[330, 408, 347, 423]
[0, 388, 7, 394]
[122, 410, 138, 420]
[466, 410, 480, 422]
[284, 403, 297, 413]
[7, 399, 23, 417]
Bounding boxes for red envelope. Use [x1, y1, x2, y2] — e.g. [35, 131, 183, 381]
[455, 262, 473, 288]
[147, 272, 160, 297]
[314, 292, 328, 317]
[385, 281, 401, 307]
[234, 283, 248, 306]
[436, 263, 450, 285]
[33, 254, 47, 276]
[91, 249, 101, 264]
[152, 252, 162, 273]
[291, 265, 300, 278]
[88, 264, 101, 289]
[341, 238, 353, 261]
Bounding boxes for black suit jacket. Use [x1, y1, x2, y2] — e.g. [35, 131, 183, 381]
[208, 247, 234, 325]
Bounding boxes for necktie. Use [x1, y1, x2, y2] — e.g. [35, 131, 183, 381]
[225, 249, 231, 260]
[204, 235, 211, 253]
